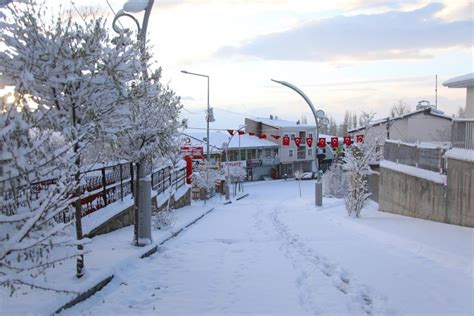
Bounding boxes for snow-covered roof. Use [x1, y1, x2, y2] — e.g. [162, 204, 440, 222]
[444, 148, 474, 162]
[443, 73, 474, 88]
[252, 117, 316, 129]
[348, 107, 452, 133]
[184, 131, 278, 154]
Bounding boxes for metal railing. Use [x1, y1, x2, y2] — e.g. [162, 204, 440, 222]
[1, 162, 186, 220]
[451, 119, 474, 150]
[383, 140, 448, 174]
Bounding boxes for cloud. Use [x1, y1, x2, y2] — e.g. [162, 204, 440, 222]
[217, 3, 473, 62]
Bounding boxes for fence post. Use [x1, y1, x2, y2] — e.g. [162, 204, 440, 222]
[396, 141, 400, 164]
[120, 164, 124, 201]
[438, 148, 443, 174]
[130, 163, 134, 197]
[102, 167, 108, 206]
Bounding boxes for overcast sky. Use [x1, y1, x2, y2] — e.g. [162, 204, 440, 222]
[34, 0, 474, 128]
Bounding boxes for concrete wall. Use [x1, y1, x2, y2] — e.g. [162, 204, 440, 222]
[379, 167, 448, 222]
[446, 158, 474, 227]
[86, 187, 191, 238]
[466, 87, 474, 117]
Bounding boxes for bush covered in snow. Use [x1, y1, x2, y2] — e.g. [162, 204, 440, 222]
[322, 163, 348, 198]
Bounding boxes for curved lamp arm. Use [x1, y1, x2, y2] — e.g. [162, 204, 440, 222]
[112, 9, 141, 35]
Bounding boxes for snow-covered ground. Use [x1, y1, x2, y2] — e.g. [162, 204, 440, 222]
[61, 180, 473, 316]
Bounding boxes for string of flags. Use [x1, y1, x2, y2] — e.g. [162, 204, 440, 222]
[225, 129, 364, 148]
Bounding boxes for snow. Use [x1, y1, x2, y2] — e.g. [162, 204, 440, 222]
[445, 148, 474, 162]
[380, 160, 447, 184]
[253, 117, 316, 129]
[56, 180, 473, 316]
[443, 73, 474, 88]
[0, 200, 217, 315]
[385, 138, 450, 149]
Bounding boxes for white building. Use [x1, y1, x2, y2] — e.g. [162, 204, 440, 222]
[245, 117, 319, 177]
[348, 106, 452, 144]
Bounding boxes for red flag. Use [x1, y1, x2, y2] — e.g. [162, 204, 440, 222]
[238, 130, 245, 135]
[294, 137, 301, 147]
[331, 137, 339, 148]
[227, 129, 235, 136]
[318, 138, 326, 148]
[259, 134, 267, 139]
[249, 132, 255, 136]
[282, 136, 290, 146]
[306, 137, 313, 147]
[343, 136, 352, 146]
[271, 135, 281, 140]
[356, 134, 364, 143]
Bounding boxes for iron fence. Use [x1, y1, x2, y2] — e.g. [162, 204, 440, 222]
[383, 141, 447, 174]
[451, 119, 474, 150]
[1, 162, 186, 219]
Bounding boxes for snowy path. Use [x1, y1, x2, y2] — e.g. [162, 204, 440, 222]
[66, 180, 473, 315]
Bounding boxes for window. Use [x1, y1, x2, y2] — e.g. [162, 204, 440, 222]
[290, 134, 295, 140]
[297, 146, 306, 160]
[289, 149, 294, 157]
[308, 149, 313, 156]
[308, 133, 313, 139]
[240, 150, 246, 161]
[265, 148, 271, 158]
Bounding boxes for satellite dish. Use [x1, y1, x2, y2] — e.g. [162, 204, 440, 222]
[320, 117, 329, 126]
[316, 110, 326, 119]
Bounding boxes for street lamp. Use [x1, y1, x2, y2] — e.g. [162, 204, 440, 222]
[271, 79, 328, 206]
[181, 70, 212, 164]
[222, 125, 245, 200]
[113, 0, 155, 246]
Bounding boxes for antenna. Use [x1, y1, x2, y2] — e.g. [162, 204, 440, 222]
[435, 74, 438, 109]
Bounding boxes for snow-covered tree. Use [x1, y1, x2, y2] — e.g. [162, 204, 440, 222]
[0, 94, 80, 295]
[193, 161, 223, 199]
[343, 112, 382, 217]
[0, 2, 140, 277]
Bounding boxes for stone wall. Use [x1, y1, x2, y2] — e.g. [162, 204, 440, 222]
[446, 158, 474, 227]
[379, 168, 447, 222]
[86, 187, 191, 238]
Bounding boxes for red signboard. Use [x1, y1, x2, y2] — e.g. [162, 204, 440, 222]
[356, 134, 364, 143]
[318, 138, 326, 148]
[294, 137, 301, 147]
[306, 137, 313, 147]
[331, 137, 339, 148]
[343, 136, 352, 146]
[282, 136, 290, 146]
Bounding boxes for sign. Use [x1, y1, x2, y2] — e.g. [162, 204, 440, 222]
[331, 137, 339, 148]
[247, 159, 261, 167]
[356, 134, 364, 143]
[306, 137, 313, 147]
[180, 146, 204, 159]
[282, 136, 290, 146]
[343, 136, 352, 146]
[318, 138, 326, 148]
[294, 137, 301, 147]
[221, 160, 247, 169]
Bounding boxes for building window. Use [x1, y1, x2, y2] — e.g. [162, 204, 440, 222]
[297, 146, 306, 160]
[240, 150, 246, 161]
[265, 148, 271, 158]
[308, 148, 313, 156]
[290, 134, 295, 140]
[308, 133, 313, 139]
[289, 149, 294, 157]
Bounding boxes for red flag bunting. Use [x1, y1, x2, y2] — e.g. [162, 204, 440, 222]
[343, 136, 352, 146]
[356, 134, 364, 143]
[306, 137, 313, 147]
[318, 138, 326, 148]
[331, 137, 339, 148]
[238, 130, 245, 135]
[271, 135, 281, 140]
[227, 129, 235, 136]
[282, 136, 290, 146]
[294, 137, 301, 147]
[259, 134, 267, 139]
[249, 132, 255, 136]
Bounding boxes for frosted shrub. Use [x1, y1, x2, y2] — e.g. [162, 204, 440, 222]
[152, 208, 175, 230]
[322, 164, 348, 198]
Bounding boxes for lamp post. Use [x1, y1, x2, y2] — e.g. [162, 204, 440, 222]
[113, 0, 154, 246]
[271, 79, 328, 206]
[181, 70, 211, 164]
[223, 125, 245, 200]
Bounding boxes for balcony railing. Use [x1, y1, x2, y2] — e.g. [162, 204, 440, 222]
[451, 119, 474, 150]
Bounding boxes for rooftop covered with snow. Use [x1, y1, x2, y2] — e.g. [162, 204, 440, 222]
[251, 117, 316, 129]
[443, 73, 474, 88]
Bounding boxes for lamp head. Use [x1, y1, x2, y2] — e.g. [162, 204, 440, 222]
[123, 0, 150, 13]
